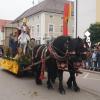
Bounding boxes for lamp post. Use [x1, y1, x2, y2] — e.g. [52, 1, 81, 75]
[75, 0, 78, 38]
[74, 0, 78, 38]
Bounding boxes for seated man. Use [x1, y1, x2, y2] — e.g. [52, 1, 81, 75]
[26, 38, 36, 58]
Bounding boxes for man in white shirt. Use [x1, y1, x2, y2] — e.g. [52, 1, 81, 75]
[18, 31, 30, 55]
[18, 18, 30, 55]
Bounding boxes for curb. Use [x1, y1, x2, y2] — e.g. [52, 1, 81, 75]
[81, 69, 100, 74]
[81, 86, 100, 97]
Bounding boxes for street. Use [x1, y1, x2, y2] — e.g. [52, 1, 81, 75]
[0, 68, 100, 100]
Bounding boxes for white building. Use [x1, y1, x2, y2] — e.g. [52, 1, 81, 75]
[14, 0, 74, 44]
[74, 0, 96, 38]
[13, 0, 96, 44]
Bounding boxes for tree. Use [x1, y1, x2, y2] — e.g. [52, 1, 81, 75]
[88, 23, 100, 44]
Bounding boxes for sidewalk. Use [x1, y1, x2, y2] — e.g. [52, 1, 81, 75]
[81, 68, 100, 74]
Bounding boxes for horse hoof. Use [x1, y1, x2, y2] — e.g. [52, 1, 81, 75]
[67, 86, 72, 89]
[47, 84, 53, 89]
[73, 86, 80, 92]
[47, 81, 53, 89]
[59, 88, 66, 94]
[51, 79, 56, 84]
[67, 82, 72, 89]
[36, 79, 42, 85]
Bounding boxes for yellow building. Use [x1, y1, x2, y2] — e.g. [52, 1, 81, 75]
[96, 0, 100, 22]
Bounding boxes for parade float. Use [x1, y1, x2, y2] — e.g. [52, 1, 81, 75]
[0, 46, 32, 76]
[0, 18, 33, 76]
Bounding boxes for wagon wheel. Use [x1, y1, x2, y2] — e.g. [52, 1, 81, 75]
[17, 61, 32, 77]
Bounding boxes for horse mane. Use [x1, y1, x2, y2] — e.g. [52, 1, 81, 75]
[53, 35, 71, 47]
[51, 35, 71, 56]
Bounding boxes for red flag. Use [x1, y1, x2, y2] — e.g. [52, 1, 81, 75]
[63, 3, 71, 36]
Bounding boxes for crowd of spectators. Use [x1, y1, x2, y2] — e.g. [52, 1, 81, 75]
[84, 43, 100, 71]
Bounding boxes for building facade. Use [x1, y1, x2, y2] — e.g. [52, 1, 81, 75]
[96, 0, 100, 22]
[3, 23, 17, 46]
[0, 19, 12, 45]
[14, 0, 74, 44]
[13, 0, 99, 44]
[74, 0, 96, 38]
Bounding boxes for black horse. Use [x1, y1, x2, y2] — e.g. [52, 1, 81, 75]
[66, 37, 88, 92]
[32, 36, 88, 94]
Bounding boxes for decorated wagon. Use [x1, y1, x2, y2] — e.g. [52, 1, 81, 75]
[0, 47, 32, 76]
[0, 18, 33, 76]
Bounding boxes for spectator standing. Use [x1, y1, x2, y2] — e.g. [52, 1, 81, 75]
[96, 45, 100, 70]
[91, 49, 97, 70]
[9, 33, 14, 57]
[9, 33, 18, 57]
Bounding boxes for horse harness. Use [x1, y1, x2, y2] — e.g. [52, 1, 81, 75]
[34, 41, 84, 72]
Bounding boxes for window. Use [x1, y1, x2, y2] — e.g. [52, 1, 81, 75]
[49, 25, 53, 32]
[33, 17, 34, 21]
[72, 10, 74, 16]
[37, 25, 39, 34]
[37, 16, 39, 19]
[50, 15, 53, 18]
[61, 17, 63, 20]
[31, 26, 34, 33]
[36, 40, 40, 45]
[61, 26, 63, 32]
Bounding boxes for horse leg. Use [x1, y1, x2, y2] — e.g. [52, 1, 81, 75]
[35, 65, 42, 85]
[58, 70, 65, 94]
[67, 71, 80, 91]
[47, 71, 53, 89]
[72, 72, 80, 92]
[46, 59, 57, 89]
[67, 73, 73, 89]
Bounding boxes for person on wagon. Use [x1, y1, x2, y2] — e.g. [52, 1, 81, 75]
[18, 18, 30, 55]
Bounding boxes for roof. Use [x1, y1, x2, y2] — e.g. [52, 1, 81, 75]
[14, 0, 69, 22]
[0, 19, 12, 31]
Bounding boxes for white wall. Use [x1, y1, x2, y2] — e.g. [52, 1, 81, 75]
[38, 0, 44, 3]
[74, 0, 96, 38]
[0, 31, 3, 45]
[33, 0, 44, 5]
[40, 13, 45, 44]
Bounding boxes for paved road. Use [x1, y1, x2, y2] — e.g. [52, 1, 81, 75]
[77, 70, 100, 96]
[0, 68, 100, 100]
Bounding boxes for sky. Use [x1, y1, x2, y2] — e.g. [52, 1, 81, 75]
[0, 0, 74, 21]
[0, 0, 34, 20]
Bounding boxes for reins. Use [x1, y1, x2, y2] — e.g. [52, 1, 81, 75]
[48, 43, 68, 61]
[21, 38, 86, 77]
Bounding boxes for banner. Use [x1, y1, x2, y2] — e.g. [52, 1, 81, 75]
[63, 3, 71, 36]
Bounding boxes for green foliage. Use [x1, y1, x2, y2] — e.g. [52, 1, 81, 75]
[88, 23, 100, 44]
[18, 55, 31, 66]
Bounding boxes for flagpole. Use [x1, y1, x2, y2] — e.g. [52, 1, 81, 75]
[74, 0, 78, 38]
[76, 0, 78, 38]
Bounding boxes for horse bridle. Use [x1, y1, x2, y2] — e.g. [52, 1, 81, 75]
[48, 39, 88, 71]
[48, 43, 68, 61]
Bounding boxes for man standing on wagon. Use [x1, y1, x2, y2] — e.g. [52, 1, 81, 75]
[18, 17, 30, 55]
